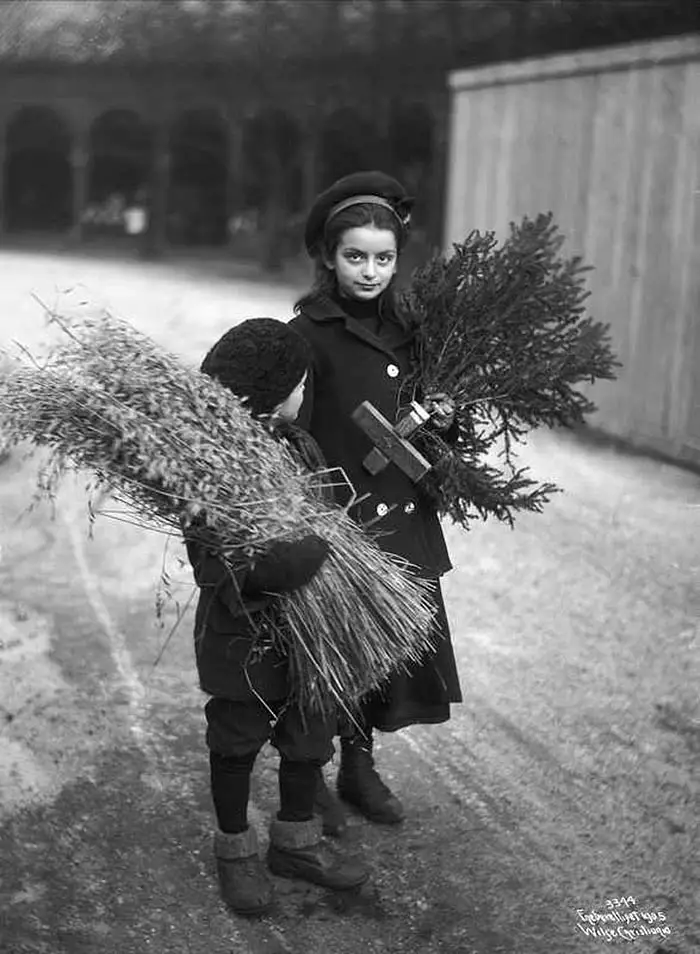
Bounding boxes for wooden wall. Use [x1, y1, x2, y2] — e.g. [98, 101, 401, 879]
[445, 36, 700, 467]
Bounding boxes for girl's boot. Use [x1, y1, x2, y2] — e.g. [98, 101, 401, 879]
[337, 734, 404, 824]
[267, 818, 367, 889]
[214, 827, 273, 916]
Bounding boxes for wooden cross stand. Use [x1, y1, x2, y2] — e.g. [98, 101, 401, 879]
[352, 400, 433, 484]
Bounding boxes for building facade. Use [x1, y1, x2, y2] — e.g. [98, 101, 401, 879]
[0, 62, 448, 258]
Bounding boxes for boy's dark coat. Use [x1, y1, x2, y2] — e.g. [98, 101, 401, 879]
[185, 424, 328, 704]
[186, 533, 289, 703]
[290, 296, 462, 730]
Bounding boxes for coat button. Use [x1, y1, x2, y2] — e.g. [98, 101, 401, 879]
[403, 501, 416, 514]
[386, 363, 400, 378]
[376, 502, 389, 517]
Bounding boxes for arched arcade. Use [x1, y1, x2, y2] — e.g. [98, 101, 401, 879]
[168, 109, 228, 246]
[0, 85, 446, 254]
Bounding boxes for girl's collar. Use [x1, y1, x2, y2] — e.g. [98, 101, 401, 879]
[331, 288, 383, 319]
[300, 292, 413, 356]
[304, 290, 385, 323]
[301, 294, 351, 323]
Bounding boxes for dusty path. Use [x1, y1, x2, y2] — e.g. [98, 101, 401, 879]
[0, 250, 697, 954]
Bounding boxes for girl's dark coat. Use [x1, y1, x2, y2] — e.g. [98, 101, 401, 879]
[290, 295, 462, 731]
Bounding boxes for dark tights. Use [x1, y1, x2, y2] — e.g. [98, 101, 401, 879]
[210, 751, 318, 833]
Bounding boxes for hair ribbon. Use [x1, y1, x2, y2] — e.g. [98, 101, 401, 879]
[325, 194, 407, 229]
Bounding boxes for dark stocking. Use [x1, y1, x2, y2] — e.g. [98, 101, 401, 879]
[277, 758, 318, 822]
[210, 750, 258, 834]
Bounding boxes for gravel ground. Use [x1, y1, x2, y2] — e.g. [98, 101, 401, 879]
[0, 249, 697, 954]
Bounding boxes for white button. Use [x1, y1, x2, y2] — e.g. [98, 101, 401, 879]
[386, 364, 399, 378]
[376, 502, 389, 517]
[404, 501, 416, 514]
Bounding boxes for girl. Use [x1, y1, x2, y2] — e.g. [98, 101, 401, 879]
[186, 318, 368, 916]
[290, 171, 463, 827]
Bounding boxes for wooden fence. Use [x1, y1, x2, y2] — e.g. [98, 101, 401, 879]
[445, 35, 700, 468]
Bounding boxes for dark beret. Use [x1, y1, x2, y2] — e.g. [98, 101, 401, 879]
[304, 170, 413, 254]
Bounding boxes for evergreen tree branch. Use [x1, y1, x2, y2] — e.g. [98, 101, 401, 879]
[400, 213, 621, 530]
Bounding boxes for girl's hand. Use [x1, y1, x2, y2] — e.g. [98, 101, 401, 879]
[424, 393, 456, 431]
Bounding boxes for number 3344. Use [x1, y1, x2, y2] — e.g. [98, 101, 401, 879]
[606, 897, 637, 908]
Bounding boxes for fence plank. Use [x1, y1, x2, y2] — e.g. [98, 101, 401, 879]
[668, 62, 700, 450]
[446, 39, 700, 465]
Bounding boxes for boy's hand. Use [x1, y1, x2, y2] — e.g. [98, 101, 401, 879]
[424, 393, 456, 432]
[245, 534, 330, 595]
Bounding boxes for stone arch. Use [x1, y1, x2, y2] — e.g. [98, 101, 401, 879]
[167, 109, 228, 246]
[235, 108, 303, 267]
[320, 108, 383, 187]
[389, 101, 434, 175]
[240, 109, 302, 216]
[388, 101, 435, 228]
[88, 109, 151, 205]
[4, 105, 72, 232]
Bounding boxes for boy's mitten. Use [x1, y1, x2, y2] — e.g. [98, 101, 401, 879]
[245, 535, 330, 595]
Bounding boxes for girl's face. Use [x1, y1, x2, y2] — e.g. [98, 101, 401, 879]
[272, 370, 308, 422]
[326, 225, 398, 300]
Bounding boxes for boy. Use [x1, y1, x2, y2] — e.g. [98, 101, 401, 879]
[187, 318, 365, 916]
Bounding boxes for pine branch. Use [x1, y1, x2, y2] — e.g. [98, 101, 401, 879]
[400, 213, 620, 530]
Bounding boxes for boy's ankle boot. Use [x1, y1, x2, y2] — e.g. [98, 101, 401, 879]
[267, 818, 368, 890]
[337, 736, 405, 825]
[214, 827, 273, 916]
[314, 769, 347, 837]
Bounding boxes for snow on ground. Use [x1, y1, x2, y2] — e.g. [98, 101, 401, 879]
[0, 247, 697, 954]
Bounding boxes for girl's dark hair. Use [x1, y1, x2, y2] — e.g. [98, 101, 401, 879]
[294, 202, 411, 328]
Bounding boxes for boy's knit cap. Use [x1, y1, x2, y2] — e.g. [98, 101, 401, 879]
[201, 318, 311, 416]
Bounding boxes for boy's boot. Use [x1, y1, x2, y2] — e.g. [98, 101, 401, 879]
[337, 734, 404, 824]
[267, 818, 368, 889]
[313, 768, 347, 838]
[214, 827, 273, 916]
